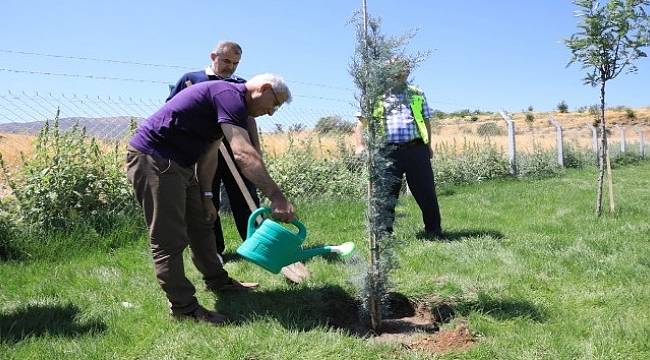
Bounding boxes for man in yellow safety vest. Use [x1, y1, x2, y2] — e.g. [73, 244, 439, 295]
[354, 57, 443, 238]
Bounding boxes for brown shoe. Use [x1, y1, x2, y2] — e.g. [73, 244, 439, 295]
[172, 305, 227, 326]
[208, 277, 259, 292]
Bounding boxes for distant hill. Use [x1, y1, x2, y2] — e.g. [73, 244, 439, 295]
[437, 107, 650, 129]
[0, 116, 144, 140]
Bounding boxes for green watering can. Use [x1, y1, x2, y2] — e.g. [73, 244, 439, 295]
[236, 207, 355, 274]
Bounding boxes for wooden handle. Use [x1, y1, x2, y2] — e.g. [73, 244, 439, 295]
[218, 143, 258, 213]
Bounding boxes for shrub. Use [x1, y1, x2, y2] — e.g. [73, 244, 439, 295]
[557, 100, 569, 113]
[314, 116, 355, 134]
[0, 200, 18, 260]
[609, 143, 645, 167]
[525, 112, 535, 124]
[266, 136, 366, 200]
[625, 108, 636, 119]
[517, 144, 563, 178]
[449, 109, 472, 118]
[0, 116, 137, 233]
[563, 143, 597, 168]
[288, 123, 306, 133]
[431, 109, 447, 120]
[476, 122, 505, 137]
[433, 140, 510, 185]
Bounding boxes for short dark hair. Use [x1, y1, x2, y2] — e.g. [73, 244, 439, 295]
[214, 41, 242, 56]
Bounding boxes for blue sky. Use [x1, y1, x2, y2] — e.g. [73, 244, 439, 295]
[1, 0, 649, 115]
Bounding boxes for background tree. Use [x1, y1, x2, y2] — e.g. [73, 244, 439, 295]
[287, 123, 306, 134]
[349, 2, 428, 331]
[314, 115, 355, 134]
[565, 0, 650, 216]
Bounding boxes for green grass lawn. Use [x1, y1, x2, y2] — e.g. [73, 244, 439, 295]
[2, 163, 650, 359]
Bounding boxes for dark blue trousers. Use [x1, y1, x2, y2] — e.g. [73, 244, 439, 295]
[382, 140, 442, 235]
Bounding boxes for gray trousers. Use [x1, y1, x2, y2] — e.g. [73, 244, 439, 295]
[126, 148, 230, 315]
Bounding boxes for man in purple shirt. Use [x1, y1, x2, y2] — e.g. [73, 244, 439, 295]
[126, 74, 294, 325]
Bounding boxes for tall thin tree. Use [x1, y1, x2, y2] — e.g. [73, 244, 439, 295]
[349, 4, 428, 331]
[565, 0, 650, 216]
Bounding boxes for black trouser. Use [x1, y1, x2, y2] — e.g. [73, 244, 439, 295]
[381, 140, 442, 235]
[212, 141, 260, 254]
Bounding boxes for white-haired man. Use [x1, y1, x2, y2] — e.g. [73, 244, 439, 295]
[127, 74, 294, 325]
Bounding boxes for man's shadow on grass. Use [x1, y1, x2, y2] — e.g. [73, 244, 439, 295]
[221, 252, 244, 264]
[417, 229, 505, 242]
[0, 303, 106, 344]
[214, 286, 546, 334]
[215, 285, 362, 332]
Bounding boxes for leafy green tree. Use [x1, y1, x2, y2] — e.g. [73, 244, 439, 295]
[565, 0, 650, 216]
[557, 100, 569, 113]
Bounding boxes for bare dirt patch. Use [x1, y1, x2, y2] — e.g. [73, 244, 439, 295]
[324, 292, 476, 356]
[407, 321, 475, 354]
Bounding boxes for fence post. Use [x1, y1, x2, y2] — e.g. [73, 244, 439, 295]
[590, 125, 598, 156]
[499, 110, 517, 175]
[548, 116, 564, 167]
[635, 126, 645, 158]
[615, 125, 626, 153]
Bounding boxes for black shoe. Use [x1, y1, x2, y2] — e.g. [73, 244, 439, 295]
[172, 305, 227, 326]
[206, 277, 259, 292]
[424, 230, 445, 240]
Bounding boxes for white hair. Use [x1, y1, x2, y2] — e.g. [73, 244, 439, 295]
[247, 73, 292, 104]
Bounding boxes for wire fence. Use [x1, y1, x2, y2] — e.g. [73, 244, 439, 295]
[1, 90, 649, 200]
[2, 49, 649, 262]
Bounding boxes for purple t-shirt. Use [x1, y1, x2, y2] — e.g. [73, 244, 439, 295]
[129, 81, 248, 167]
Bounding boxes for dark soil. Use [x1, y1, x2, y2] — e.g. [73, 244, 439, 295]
[323, 292, 475, 355]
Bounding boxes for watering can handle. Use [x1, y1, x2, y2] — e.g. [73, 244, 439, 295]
[247, 207, 270, 239]
[246, 207, 307, 240]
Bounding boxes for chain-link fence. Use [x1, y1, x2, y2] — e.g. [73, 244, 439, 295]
[1, 90, 649, 204]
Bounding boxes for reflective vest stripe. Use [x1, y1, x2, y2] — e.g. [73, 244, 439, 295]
[372, 86, 429, 144]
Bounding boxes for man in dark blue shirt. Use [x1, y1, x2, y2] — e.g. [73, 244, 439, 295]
[167, 41, 261, 258]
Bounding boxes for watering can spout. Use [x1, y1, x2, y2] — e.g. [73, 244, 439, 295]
[295, 242, 356, 263]
[295, 246, 333, 263]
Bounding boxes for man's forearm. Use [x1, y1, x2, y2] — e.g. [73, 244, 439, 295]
[233, 148, 283, 200]
[222, 123, 284, 200]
